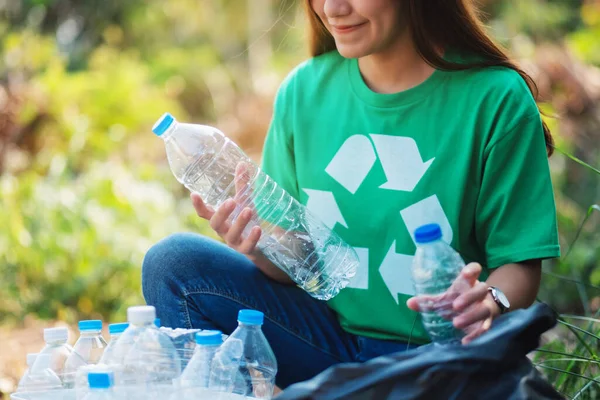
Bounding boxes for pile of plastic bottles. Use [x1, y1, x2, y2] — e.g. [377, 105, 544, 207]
[12, 306, 277, 400]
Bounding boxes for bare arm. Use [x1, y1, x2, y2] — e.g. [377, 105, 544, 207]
[248, 249, 295, 285]
[485, 259, 542, 317]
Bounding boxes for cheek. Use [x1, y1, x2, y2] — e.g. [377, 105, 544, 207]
[309, 0, 326, 21]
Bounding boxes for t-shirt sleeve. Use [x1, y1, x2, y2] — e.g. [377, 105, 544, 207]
[475, 113, 561, 268]
[260, 79, 300, 200]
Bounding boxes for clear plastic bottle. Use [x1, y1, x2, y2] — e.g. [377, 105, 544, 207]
[83, 371, 115, 400]
[179, 330, 223, 389]
[152, 113, 358, 301]
[412, 223, 470, 344]
[208, 337, 244, 395]
[70, 320, 108, 364]
[98, 322, 129, 365]
[121, 306, 181, 395]
[212, 310, 277, 399]
[16, 353, 38, 392]
[28, 327, 86, 390]
[106, 308, 154, 370]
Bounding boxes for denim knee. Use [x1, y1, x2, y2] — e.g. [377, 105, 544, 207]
[142, 232, 214, 304]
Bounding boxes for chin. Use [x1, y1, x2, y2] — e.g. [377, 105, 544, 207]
[335, 44, 370, 59]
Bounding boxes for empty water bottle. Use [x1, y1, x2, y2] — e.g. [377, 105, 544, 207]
[152, 113, 358, 300]
[106, 307, 154, 370]
[215, 310, 277, 399]
[412, 223, 469, 344]
[67, 320, 108, 367]
[179, 330, 223, 389]
[122, 306, 181, 394]
[28, 327, 86, 390]
[16, 353, 38, 392]
[83, 372, 115, 400]
[98, 323, 129, 365]
[209, 337, 243, 395]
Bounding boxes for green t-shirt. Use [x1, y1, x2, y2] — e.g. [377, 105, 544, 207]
[260, 50, 560, 344]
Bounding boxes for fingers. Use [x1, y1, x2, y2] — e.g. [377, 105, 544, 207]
[209, 199, 235, 236]
[453, 301, 492, 330]
[462, 317, 493, 344]
[453, 281, 489, 312]
[406, 297, 420, 312]
[238, 226, 262, 254]
[460, 263, 482, 286]
[191, 192, 215, 220]
[226, 207, 254, 246]
[216, 202, 261, 255]
[234, 162, 252, 201]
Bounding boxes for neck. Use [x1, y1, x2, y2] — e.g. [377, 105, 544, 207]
[357, 31, 436, 94]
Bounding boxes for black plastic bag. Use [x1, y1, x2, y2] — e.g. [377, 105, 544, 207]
[276, 303, 563, 400]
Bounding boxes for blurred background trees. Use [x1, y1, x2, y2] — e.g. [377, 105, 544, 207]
[0, 0, 599, 397]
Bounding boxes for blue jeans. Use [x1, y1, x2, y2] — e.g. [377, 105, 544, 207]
[142, 233, 415, 388]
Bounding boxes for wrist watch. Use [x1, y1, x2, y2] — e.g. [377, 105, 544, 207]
[488, 286, 511, 314]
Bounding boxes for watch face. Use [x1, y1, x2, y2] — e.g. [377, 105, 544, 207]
[496, 289, 510, 309]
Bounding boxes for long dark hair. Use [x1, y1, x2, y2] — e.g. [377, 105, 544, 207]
[304, 0, 554, 156]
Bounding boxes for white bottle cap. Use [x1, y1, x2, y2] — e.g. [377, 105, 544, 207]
[26, 353, 38, 367]
[127, 305, 156, 325]
[44, 327, 68, 343]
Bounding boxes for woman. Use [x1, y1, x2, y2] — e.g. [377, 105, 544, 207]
[142, 0, 560, 389]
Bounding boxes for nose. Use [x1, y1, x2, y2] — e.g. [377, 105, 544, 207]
[323, 0, 352, 19]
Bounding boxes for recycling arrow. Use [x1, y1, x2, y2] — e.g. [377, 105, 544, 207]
[370, 134, 434, 192]
[378, 241, 415, 304]
[400, 195, 453, 244]
[303, 189, 348, 229]
[325, 135, 377, 194]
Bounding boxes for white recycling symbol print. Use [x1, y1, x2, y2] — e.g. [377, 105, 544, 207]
[303, 134, 453, 304]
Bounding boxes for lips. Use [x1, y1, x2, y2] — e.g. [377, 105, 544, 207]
[331, 22, 366, 34]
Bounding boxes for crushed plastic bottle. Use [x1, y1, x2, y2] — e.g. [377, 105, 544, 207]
[27, 327, 86, 390]
[16, 353, 38, 392]
[152, 113, 358, 301]
[120, 306, 181, 396]
[209, 337, 244, 395]
[209, 310, 277, 399]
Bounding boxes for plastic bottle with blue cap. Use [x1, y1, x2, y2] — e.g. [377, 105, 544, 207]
[74, 320, 108, 363]
[83, 371, 115, 400]
[178, 330, 223, 390]
[209, 309, 277, 398]
[98, 322, 129, 365]
[412, 223, 469, 344]
[151, 113, 358, 301]
[64, 320, 108, 389]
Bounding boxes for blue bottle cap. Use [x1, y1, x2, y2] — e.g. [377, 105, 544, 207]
[152, 113, 175, 136]
[414, 223, 443, 244]
[195, 330, 223, 346]
[238, 309, 264, 326]
[78, 320, 102, 332]
[108, 322, 129, 335]
[154, 318, 161, 328]
[88, 371, 114, 389]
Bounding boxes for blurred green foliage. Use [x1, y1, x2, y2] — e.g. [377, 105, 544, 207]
[0, 0, 599, 396]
